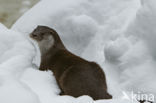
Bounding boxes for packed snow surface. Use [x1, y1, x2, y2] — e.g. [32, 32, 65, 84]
[0, 0, 156, 103]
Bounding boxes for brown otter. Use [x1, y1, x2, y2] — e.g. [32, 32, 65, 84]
[30, 25, 112, 100]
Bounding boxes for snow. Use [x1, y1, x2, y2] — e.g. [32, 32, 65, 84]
[0, 29, 40, 103]
[0, 0, 156, 103]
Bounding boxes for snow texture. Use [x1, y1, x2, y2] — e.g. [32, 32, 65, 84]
[0, 0, 156, 103]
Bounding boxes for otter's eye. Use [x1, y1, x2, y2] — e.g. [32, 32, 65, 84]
[32, 33, 37, 37]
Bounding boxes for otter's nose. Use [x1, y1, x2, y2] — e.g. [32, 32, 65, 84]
[30, 32, 38, 39]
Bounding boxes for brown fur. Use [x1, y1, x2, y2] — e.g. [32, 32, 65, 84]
[30, 26, 112, 100]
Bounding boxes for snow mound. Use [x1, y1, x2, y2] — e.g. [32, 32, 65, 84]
[104, 0, 156, 102]
[0, 26, 40, 103]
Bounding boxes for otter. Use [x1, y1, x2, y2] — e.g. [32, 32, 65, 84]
[30, 25, 112, 100]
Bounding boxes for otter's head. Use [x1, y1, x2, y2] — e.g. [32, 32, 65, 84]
[30, 26, 61, 55]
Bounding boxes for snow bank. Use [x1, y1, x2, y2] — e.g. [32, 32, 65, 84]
[104, 0, 156, 102]
[0, 26, 40, 103]
[0, 0, 155, 103]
